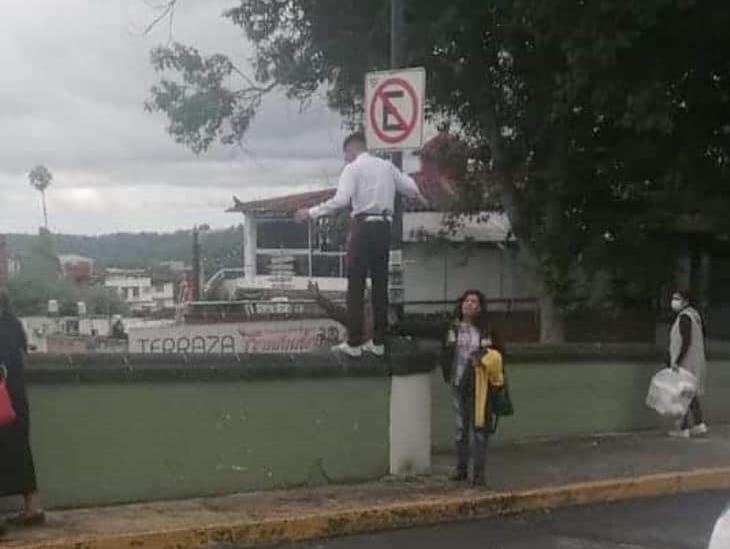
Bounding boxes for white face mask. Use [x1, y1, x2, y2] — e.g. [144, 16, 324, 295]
[671, 298, 684, 312]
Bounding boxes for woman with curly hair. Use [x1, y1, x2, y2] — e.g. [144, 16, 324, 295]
[440, 290, 504, 485]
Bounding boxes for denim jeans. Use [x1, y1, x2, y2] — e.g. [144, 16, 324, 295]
[452, 383, 488, 479]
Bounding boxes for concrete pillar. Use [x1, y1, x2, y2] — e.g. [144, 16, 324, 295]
[389, 373, 431, 476]
[242, 213, 258, 284]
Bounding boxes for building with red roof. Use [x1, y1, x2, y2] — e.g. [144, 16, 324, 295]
[218, 134, 537, 337]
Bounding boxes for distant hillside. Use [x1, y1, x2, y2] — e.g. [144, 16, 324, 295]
[6, 227, 244, 273]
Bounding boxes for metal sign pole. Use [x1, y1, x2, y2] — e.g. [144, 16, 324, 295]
[389, 0, 405, 326]
[390, 0, 404, 244]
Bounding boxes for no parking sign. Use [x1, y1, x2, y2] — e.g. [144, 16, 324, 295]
[364, 67, 425, 151]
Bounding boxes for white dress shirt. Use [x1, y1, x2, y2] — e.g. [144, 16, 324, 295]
[308, 152, 422, 219]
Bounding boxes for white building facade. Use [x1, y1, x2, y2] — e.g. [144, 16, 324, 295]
[104, 269, 175, 313]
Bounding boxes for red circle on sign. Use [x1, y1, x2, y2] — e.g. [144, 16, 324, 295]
[369, 77, 419, 145]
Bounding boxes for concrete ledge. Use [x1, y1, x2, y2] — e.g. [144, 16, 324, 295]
[24, 342, 730, 384]
[25, 345, 438, 384]
[12, 467, 730, 549]
[411, 341, 730, 362]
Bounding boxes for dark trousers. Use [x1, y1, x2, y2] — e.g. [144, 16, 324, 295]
[452, 384, 488, 480]
[347, 219, 390, 346]
[682, 397, 704, 430]
[0, 418, 38, 497]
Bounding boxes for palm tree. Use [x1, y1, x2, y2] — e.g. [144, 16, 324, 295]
[28, 165, 53, 230]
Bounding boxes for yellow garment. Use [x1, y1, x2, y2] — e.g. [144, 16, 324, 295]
[474, 349, 505, 428]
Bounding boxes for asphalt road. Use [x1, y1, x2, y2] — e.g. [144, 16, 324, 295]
[272, 491, 730, 549]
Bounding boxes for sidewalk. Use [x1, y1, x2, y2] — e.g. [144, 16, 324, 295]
[5, 426, 730, 549]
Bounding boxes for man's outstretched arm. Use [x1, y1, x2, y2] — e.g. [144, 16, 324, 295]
[296, 165, 355, 222]
[393, 166, 429, 208]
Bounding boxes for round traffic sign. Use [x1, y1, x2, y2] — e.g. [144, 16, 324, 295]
[368, 77, 419, 145]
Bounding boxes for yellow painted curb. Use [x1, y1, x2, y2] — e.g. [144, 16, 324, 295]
[15, 467, 730, 549]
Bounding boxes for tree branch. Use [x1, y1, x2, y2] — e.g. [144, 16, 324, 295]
[232, 80, 278, 97]
[142, 0, 179, 37]
[231, 65, 263, 90]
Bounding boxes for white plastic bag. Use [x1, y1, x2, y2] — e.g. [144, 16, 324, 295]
[708, 504, 730, 549]
[645, 367, 697, 417]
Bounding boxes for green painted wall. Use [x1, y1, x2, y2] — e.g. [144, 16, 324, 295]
[432, 359, 730, 451]
[28, 379, 389, 508]
[17, 350, 730, 509]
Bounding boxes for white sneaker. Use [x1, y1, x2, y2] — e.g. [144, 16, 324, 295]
[362, 340, 385, 357]
[331, 342, 363, 358]
[690, 423, 709, 437]
[668, 429, 690, 439]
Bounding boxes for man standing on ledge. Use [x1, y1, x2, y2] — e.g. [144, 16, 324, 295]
[296, 132, 427, 357]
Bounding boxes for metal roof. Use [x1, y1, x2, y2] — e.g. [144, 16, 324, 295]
[227, 189, 336, 216]
[227, 173, 442, 217]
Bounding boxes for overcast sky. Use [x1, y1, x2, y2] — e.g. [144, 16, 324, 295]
[0, 1, 357, 235]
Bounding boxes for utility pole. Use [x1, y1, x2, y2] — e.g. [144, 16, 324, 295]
[192, 226, 201, 301]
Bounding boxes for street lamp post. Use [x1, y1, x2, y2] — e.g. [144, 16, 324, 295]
[192, 226, 201, 301]
[191, 224, 210, 301]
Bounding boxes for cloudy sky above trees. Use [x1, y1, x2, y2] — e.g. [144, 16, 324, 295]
[0, 1, 351, 235]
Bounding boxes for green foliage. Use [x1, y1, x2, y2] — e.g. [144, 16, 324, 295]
[28, 165, 53, 228]
[6, 227, 244, 315]
[6, 227, 245, 315]
[7, 276, 127, 317]
[28, 165, 52, 192]
[146, 0, 730, 310]
[31, 228, 61, 271]
[146, 43, 274, 153]
[7, 226, 243, 272]
[7, 230, 126, 316]
[197, 227, 244, 276]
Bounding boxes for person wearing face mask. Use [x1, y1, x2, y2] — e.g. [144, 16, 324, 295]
[440, 290, 501, 486]
[0, 289, 44, 529]
[667, 290, 708, 439]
